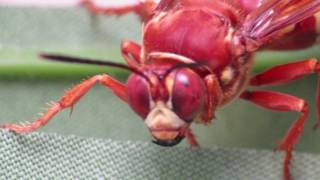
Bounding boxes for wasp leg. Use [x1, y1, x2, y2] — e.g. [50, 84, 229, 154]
[183, 127, 199, 147]
[0, 74, 127, 133]
[200, 74, 223, 124]
[81, 0, 156, 22]
[240, 90, 309, 180]
[249, 58, 320, 128]
[121, 40, 142, 68]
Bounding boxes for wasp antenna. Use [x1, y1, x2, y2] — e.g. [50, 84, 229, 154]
[40, 53, 125, 67]
[40, 53, 152, 84]
[163, 62, 209, 78]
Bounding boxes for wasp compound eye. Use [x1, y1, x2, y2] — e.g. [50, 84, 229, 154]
[127, 74, 151, 118]
[171, 69, 206, 120]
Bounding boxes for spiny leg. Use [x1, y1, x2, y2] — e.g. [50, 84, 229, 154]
[240, 90, 309, 180]
[249, 58, 320, 128]
[81, 0, 156, 22]
[0, 74, 127, 133]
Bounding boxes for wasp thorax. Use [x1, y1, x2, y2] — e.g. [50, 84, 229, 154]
[143, 7, 234, 71]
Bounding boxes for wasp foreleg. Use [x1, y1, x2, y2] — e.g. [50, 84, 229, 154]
[0, 74, 127, 133]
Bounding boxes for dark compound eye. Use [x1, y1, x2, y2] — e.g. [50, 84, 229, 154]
[171, 69, 206, 120]
[127, 74, 150, 118]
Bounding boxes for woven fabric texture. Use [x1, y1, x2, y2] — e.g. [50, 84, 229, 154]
[0, 130, 319, 180]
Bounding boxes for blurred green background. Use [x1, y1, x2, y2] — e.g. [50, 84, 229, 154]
[0, 7, 320, 154]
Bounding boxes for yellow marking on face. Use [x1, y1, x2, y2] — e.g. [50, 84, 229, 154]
[145, 101, 186, 130]
[150, 12, 167, 26]
[165, 74, 174, 94]
[148, 52, 196, 64]
[140, 46, 147, 63]
[315, 12, 320, 33]
[224, 28, 234, 42]
[165, 74, 175, 109]
[281, 25, 295, 35]
[221, 66, 234, 84]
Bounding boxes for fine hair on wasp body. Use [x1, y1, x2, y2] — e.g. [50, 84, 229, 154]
[1, 1, 320, 180]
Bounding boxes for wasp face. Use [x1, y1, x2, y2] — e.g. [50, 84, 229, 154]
[127, 68, 206, 146]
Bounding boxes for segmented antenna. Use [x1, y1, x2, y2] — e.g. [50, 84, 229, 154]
[40, 53, 151, 83]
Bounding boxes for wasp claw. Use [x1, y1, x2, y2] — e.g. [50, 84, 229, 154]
[313, 123, 319, 131]
[69, 106, 74, 117]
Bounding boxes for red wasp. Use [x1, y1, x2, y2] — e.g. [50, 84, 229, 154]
[1, 0, 320, 179]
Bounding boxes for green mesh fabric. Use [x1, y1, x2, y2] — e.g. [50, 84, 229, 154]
[0, 129, 319, 179]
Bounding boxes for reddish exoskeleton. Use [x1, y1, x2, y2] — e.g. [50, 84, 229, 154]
[1, 0, 320, 179]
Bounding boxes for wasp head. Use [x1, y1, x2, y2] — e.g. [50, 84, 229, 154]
[127, 61, 207, 146]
